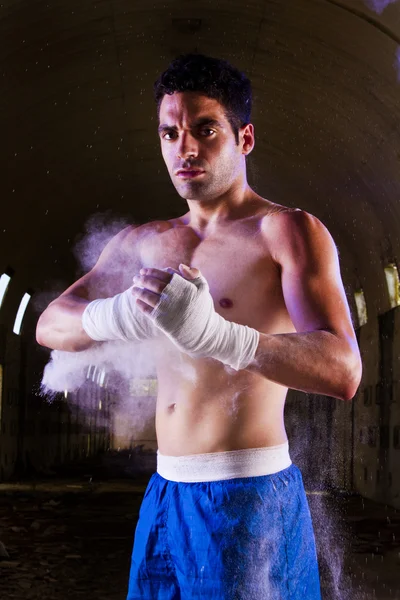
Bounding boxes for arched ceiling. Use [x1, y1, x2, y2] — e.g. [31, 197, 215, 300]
[1, 0, 400, 326]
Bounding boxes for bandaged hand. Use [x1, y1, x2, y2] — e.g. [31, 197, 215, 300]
[81, 287, 159, 342]
[133, 265, 260, 371]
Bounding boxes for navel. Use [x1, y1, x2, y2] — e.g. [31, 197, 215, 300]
[219, 297, 233, 309]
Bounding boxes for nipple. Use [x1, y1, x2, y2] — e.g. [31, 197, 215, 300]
[219, 298, 233, 309]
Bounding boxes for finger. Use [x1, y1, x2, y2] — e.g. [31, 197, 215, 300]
[139, 267, 172, 283]
[132, 286, 161, 308]
[134, 298, 154, 315]
[164, 267, 181, 276]
[179, 264, 200, 279]
[133, 275, 167, 294]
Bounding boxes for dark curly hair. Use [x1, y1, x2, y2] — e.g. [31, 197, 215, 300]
[154, 54, 252, 145]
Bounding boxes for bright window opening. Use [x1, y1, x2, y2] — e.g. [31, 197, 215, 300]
[0, 273, 11, 310]
[384, 263, 400, 309]
[13, 293, 32, 335]
[354, 289, 368, 327]
[98, 369, 106, 387]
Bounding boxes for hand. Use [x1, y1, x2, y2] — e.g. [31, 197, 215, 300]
[132, 264, 259, 370]
[132, 263, 217, 357]
[132, 264, 223, 356]
[132, 264, 200, 315]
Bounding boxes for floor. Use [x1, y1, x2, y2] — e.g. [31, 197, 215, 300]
[0, 464, 399, 599]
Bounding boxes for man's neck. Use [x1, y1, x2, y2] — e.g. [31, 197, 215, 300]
[184, 184, 257, 233]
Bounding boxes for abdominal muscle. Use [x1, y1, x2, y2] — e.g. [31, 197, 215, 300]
[154, 351, 288, 457]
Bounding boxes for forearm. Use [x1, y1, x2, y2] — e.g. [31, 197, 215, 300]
[245, 329, 362, 401]
[36, 296, 97, 352]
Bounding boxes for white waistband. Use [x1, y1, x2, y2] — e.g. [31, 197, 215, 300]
[156, 442, 292, 483]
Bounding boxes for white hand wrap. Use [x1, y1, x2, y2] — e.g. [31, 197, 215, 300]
[150, 273, 260, 371]
[82, 287, 158, 342]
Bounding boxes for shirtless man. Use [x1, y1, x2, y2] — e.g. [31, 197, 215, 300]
[36, 54, 362, 599]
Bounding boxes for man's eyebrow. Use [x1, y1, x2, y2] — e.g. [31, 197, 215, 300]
[193, 118, 224, 128]
[157, 118, 223, 134]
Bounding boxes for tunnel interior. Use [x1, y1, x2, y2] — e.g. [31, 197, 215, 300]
[1, 1, 400, 599]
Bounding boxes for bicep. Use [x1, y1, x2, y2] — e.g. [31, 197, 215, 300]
[275, 211, 355, 338]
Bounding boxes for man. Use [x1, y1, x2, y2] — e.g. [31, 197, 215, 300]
[37, 54, 362, 599]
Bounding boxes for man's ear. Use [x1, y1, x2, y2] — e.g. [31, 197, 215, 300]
[241, 123, 255, 156]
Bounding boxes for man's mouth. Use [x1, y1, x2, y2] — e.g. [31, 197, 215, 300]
[176, 170, 205, 179]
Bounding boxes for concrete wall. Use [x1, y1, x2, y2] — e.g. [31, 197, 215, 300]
[353, 306, 400, 508]
[0, 328, 114, 481]
[0, 328, 21, 480]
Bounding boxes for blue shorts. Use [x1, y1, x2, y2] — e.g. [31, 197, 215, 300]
[126, 464, 321, 599]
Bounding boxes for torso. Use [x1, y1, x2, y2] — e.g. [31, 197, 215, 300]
[137, 198, 298, 456]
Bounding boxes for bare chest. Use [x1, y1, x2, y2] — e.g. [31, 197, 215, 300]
[139, 222, 288, 332]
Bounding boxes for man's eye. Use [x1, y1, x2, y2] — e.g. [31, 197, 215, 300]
[163, 131, 176, 140]
[201, 129, 215, 136]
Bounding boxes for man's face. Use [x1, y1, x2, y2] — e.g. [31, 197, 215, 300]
[158, 91, 247, 201]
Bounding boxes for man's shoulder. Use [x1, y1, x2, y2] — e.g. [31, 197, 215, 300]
[263, 206, 330, 238]
[261, 207, 335, 264]
[120, 220, 174, 245]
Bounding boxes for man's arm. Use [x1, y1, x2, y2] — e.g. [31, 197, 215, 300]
[245, 210, 362, 401]
[36, 225, 140, 352]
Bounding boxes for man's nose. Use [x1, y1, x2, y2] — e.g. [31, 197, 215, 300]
[177, 132, 198, 160]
